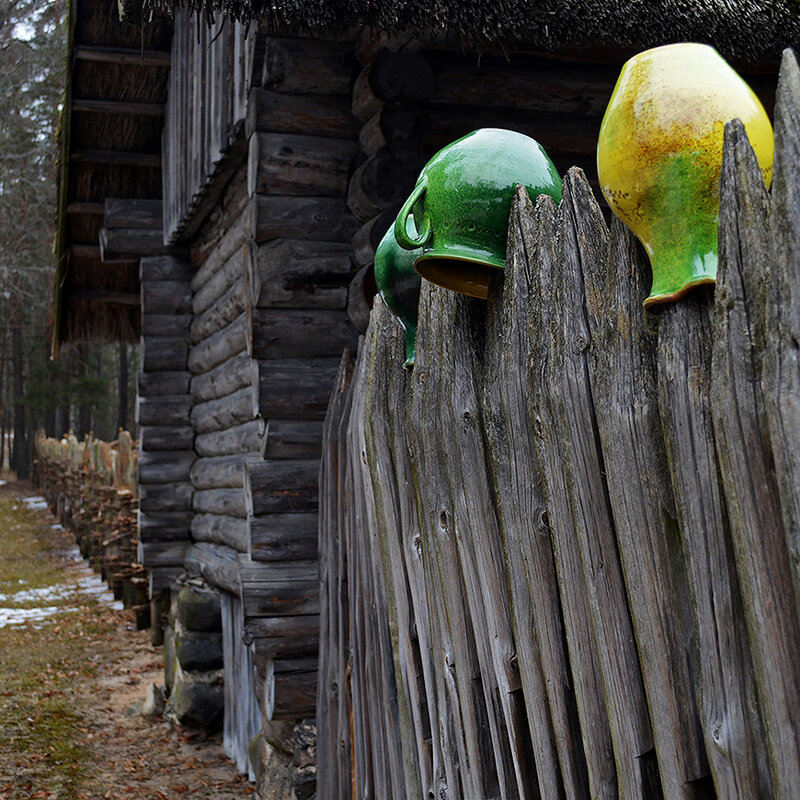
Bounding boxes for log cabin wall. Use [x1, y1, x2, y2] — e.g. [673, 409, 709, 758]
[136, 254, 195, 598]
[160, 23, 361, 784]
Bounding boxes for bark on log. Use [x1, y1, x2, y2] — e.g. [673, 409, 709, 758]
[262, 419, 323, 459]
[185, 542, 241, 596]
[140, 425, 194, 452]
[192, 243, 246, 317]
[141, 279, 192, 315]
[192, 512, 250, 552]
[191, 386, 257, 434]
[139, 481, 193, 513]
[265, 657, 317, 720]
[136, 395, 192, 427]
[194, 488, 248, 519]
[248, 309, 357, 360]
[248, 511, 318, 561]
[188, 313, 249, 375]
[190, 278, 248, 344]
[142, 336, 188, 372]
[251, 195, 359, 244]
[246, 87, 358, 140]
[254, 358, 340, 420]
[252, 239, 352, 310]
[194, 419, 264, 458]
[190, 352, 252, 403]
[138, 370, 191, 397]
[243, 458, 320, 516]
[138, 450, 196, 484]
[247, 132, 359, 198]
[190, 454, 250, 490]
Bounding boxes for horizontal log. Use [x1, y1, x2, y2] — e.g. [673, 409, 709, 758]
[194, 488, 248, 519]
[262, 37, 354, 96]
[359, 99, 430, 157]
[190, 351, 251, 403]
[138, 510, 193, 542]
[252, 239, 352, 309]
[245, 615, 320, 659]
[140, 255, 194, 282]
[141, 336, 188, 372]
[105, 198, 163, 229]
[135, 395, 192, 427]
[190, 454, 250, 490]
[346, 142, 430, 221]
[191, 513, 249, 552]
[138, 540, 190, 568]
[70, 150, 161, 168]
[74, 98, 164, 116]
[139, 481, 193, 513]
[246, 88, 358, 140]
[138, 450, 196, 484]
[188, 313, 248, 375]
[65, 289, 139, 305]
[255, 358, 340, 420]
[239, 558, 319, 617]
[191, 386, 257, 434]
[248, 511, 318, 562]
[138, 370, 191, 397]
[140, 425, 194, 452]
[190, 196, 252, 292]
[248, 309, 356, 360]
[265, 657, 317, 720]
[100, 227, 167, 260]
[190, 278, 248, 345]
[141, 313, 191, 338]
[243, 458, 320, 516]
[185, 542, 240, 596]
[67, 244, 101, 260]
[141, 279, 192, 315]
[67, 202, 104, 215]
[351, 205, 402, 267]
[247, 132, 359, 198]
[262, 419, 323, 460]
[194, 420, 264, 458]
[149, 567, 183, 596]
[74, 44, 171, 66]
[192, 243, 245, 317]
[352, 50, 436, 121]
[251, 195, 359, 244]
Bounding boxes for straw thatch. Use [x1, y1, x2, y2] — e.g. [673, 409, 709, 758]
[163, 0, 800, 62]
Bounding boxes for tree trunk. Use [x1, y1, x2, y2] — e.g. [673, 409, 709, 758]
[117, 342, 128, 434]
[11, 306, 28, 479]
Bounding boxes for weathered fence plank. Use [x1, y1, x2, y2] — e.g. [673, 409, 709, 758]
[712, 116, 800, 797]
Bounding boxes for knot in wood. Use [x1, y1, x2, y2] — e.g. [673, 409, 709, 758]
[439, 510, 448, 529]
[572, 332, 589, 354]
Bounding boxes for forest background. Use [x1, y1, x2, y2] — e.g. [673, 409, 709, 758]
[1, 0, 137, 478]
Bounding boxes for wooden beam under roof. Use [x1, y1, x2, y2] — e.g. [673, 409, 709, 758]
[74, 44, 171, 67]
[70, 150, 162, 168]
[72, 98, 165, 116]
[66, 289, 140, 305]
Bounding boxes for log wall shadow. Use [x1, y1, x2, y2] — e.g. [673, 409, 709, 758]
[318, 49, 800, 800]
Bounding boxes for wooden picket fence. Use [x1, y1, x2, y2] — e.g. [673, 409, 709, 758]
[317, 50, 800, 800]
[32, 431, 148, 626]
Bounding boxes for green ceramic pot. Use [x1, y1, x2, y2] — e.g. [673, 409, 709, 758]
[394, 128, 562, 299]
[597, 43, 773, 308]
[374, 216, 422, 369]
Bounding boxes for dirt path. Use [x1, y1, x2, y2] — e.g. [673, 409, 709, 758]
[0, 479, 252, 800]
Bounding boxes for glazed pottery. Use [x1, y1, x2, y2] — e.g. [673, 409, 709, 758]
[597, 43, 773, 308]
[394, 128, 562, 299]
[374, 216, 422, 369]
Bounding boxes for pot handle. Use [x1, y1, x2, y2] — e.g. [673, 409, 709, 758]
[395, 177, 431, 250]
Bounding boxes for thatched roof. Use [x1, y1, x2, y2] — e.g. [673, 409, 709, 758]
[165, 0, 799, 63]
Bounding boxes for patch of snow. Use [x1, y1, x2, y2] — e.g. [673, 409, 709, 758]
[0, 480, 6, 486]
[0, 606, 63, 626]
[21, 496, 48, 511]
[50, 523, 64, 530]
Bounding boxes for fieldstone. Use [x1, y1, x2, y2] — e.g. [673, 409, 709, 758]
[249, 731, 267, 786]
[176, 582, 222, 632]
[174, 628, 224, 671]
[163, 625, 177, 693]
[256, 743, 294, 800]
[292, 764, 316, 800]
[166, 672, 224, 731]
[140, 682, 166, 718]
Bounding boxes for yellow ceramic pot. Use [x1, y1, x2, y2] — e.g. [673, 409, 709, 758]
[597, 43, 773, 308]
